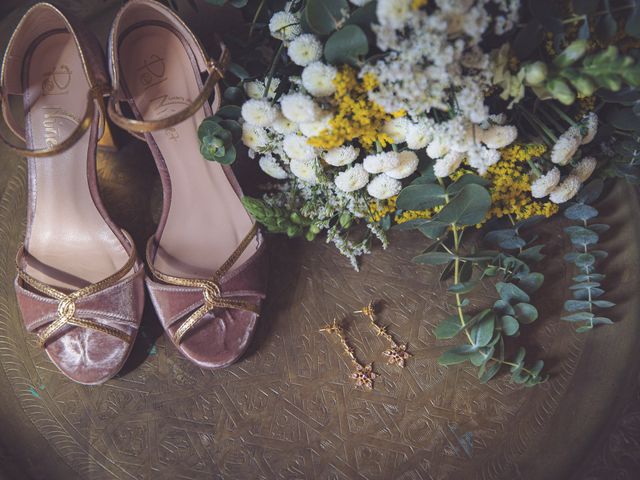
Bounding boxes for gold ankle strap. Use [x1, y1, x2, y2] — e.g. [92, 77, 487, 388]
[0, 84, 111, 158]
[108, 54, 227, 134]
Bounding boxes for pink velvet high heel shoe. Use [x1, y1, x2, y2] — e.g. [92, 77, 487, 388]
[107, 0, 267, 369]
[3, 3, 145, 384]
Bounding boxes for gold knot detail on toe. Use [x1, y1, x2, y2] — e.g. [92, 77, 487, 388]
[56, 296, 76, 320]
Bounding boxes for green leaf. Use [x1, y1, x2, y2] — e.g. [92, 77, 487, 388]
[440, 260, 455, 282]
[574, 273, 605, 282]
[576, 325, 593, 333]
[562, 311, 594, 322]
[223, 86, 244, 103]
[510, 347, 526, 373]
[438, 348, 473, 366]
[626, 1, 640, 38]
[447, 174, 490, 196]
[501, 315, 520, 336]
[529, 0, 564, 33]
[484, 229, 526, 250]
[496, 282, 530, 304]
[593, 300, 615, 308]
[513, 303, 538, 324]
[304, 0, 349, 35]
[434, 184, 492, 227]
[569, 282, 601, 290]
[565, 299, 593, 311]
[448, 281, 478, 294]
[593, 317, 614, 325]
[518, 245, 546, 263]
[324, 25, 369, 66]
[346, 1, 378, 28]
[479, 362, 501, 383]
[397, 184, 446, 210]
[470, 347, 495, 367]
[516, 272, 544, 294]
[567, 227, 599, 246]
[227, 62, 250, 80]
[216, 105, 242, 119]
[575, 253, 596, 268]
[564, 204, 598, 221]
[576, 178, 604, 204]
[470, 313, 495, 348]
[434, 315, 467, 340]
[412, 251, 456, 265]
[493, 299, 515, 316]
[596, 11, 618, 40]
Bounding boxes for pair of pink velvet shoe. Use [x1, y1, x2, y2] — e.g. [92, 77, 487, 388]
[3, 1, 267, 384]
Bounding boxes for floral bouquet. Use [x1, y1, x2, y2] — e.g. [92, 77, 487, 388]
[198, 0, 640, 385]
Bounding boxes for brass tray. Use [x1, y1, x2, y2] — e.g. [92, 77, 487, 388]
[2, 3, 640, 480]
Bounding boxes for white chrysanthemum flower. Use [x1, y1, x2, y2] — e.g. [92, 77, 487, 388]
[549, 175, 581, 204]
[551, 126, 581, 165]
[280, 93, 321, 123]
[572, 156, 597, 182]
[530, 167, 561, 198]
[287, 34, 323, 66]
[406, 122, 433, 150]
[242, 124, 268, 151]
[377, 0, 412, 29]
[383, 117, 409, 143]
[335, 164, 369, 192]
[299, 114, 332, 137]
[324, 146, 360, 166]
[434, 151, 464, 178]
[480, 125, 518, 149]
[283, 134, 316, 162]
[269, 11, 301, 41]
[244, 78, 280, 100]
[426, 137, 449, 159]
[386, 151, 419, 179]
[467, 146, 500, 175]
[290, 159, 318, 184]
[301, 62, 337, 97]
[581, 113, 598, 145]
[367, 173, 402, 199]
[272, 112, 298, 135]
[241, 99, 278, 127]
[259, 154, 288, 179]
[363, 151, 401, 173]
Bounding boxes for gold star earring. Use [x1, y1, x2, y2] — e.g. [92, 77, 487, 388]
[355, 301, 411, 368]
[320, 318, 378, 390]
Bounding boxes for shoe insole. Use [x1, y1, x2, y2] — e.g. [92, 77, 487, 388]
[24, 31, 130, 290]
[119, 24, 257, 278]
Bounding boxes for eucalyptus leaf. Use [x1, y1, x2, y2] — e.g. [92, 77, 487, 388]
[448, 281, 479, 294]
[470, 313, 495, 348]
[562, 311, 594, 322]
[304, 0, 349, 35]
[324, 25, 369, 66]
[565, 299, 593, 311]
[447, 174, 490, 196]
[434, 184, 491, 227]
[479, 362, 501, 383]
[434, 315, 467, 340]
[564, 204, 598, 221]
[413, 251, 456, 265]
[496, 282, 530, 304]
[397, 184, 446, 210]
[513, 303, 538, 324]
[501, 315, 520, 336]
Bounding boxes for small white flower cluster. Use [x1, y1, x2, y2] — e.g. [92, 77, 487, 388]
[363, 0, 506, 123]
[531, 114, 599, 204]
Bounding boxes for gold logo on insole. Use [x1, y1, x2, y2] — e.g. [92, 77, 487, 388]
[42, 65, 72, 95]
[138, 54, 167, 89]
[42, 107, 80, 148]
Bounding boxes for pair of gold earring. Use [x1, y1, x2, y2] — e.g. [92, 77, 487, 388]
[320, 301, 411, 390]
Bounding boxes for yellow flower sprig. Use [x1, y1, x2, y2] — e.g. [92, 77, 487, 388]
[309, 67, 401, 152]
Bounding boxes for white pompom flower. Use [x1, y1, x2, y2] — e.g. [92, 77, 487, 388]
[376, 0, 412, 29]
[551, 126, 581, 165]
[272, 112, 298, 135]
[363, 151, 401, 173]
[269, 11, 301, 41]
[287, 34, 323, 66]
[549, 175, 581, 204]
[242, 124, 269, 151]
[290, 158, 319, 184]
[302, 62, 337, 97]
[367, 173, 402, 199]
[581, 113, 598, 145]
[241, 99, 278, 127]
[434, 151, 464, 178]
[324, 146, 360, 166]
[383, 117, 409, 143]
[386, 151, 419, 179]
[480, 125, 518, 149]
[530, 167, 561, 198]
[283, 134, 316, 162]
[259, 154, 288, 179]
[335, 164, 370, 192]
[244, 78, 280, 100]
[299, 114, 332, 137]
[572, 156, 597, 182]
[280, 93, 321, 123]
[406, 122, 433, 150]
[426, 136, 450, 159]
